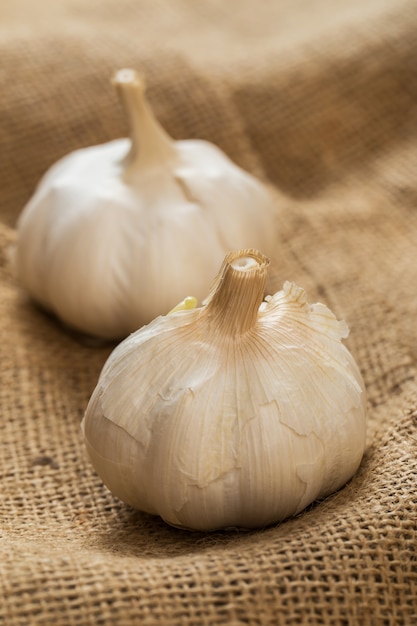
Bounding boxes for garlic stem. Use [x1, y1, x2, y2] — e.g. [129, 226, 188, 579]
[205, 249, 270, 336]
[113, 68, 176, 174]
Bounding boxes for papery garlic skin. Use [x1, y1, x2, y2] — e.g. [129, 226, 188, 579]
[14, 69, 279, 340]
[82, 249, 366, 531]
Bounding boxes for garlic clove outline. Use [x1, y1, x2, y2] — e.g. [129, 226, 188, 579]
[168, 295, 198, 314]
[14, 69, 280, 340]
[82, 249, 367, 531]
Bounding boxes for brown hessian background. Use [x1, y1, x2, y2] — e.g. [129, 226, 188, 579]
[0, 0, 417, 624]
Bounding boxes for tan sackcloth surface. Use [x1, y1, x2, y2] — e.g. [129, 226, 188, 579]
[1, 0, 417, 624]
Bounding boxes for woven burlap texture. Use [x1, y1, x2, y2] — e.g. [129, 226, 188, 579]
[1, 1, 417, 624]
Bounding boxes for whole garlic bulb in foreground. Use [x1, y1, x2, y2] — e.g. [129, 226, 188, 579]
[14, 69, 279, 340]
[82, 249, 367, 531]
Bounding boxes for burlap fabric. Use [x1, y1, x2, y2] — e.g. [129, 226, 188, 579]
[1, 1, 417, 624]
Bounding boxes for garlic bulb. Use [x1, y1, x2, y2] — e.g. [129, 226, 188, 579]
[82, 249, 367, 531]
[14, 69, 279, 340]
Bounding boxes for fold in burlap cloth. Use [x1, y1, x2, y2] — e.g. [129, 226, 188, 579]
[1, 1, 416, 624]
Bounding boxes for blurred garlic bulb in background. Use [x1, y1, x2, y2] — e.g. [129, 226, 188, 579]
[14, 69, 279, 340]
[82, 249, 367, 531]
